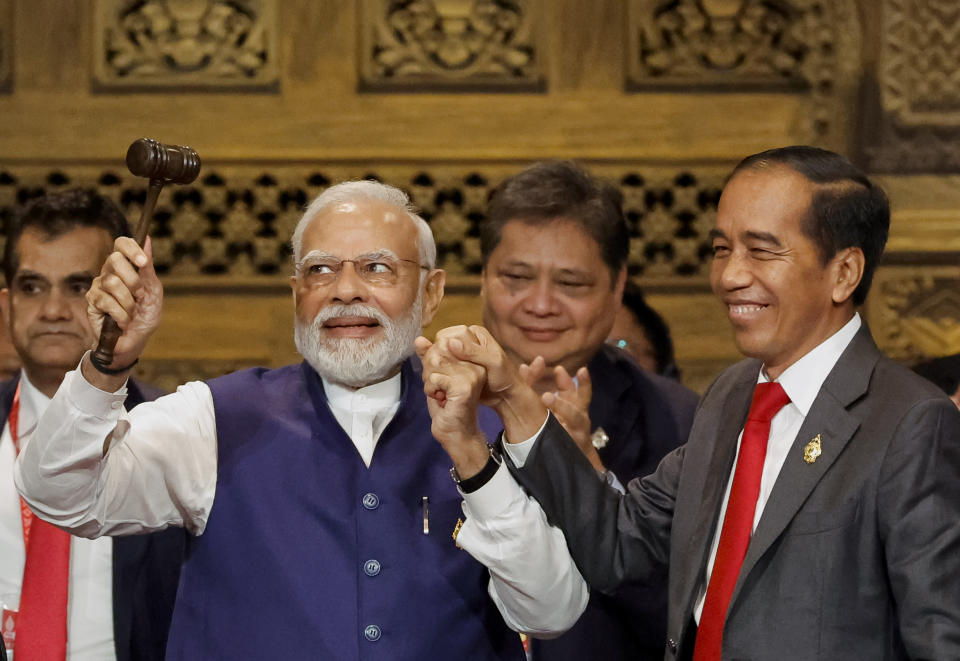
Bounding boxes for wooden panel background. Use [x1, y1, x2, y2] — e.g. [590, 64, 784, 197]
[0, 0, 958, 393]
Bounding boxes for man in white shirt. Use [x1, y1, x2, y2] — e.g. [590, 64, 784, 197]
[0, 189, 181, 661]
[419, 146, 960, 661]
[15, 180, 587, 660]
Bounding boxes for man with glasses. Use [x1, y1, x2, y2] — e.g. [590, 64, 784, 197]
[14, 181, 586, 660]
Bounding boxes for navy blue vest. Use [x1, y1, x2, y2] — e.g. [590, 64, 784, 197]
[165, 360, 523, 660]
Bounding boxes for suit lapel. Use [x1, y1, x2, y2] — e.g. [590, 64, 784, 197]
[730, 328, 878, 607]
[0, 376, 19, 422]
[587, 348, 633, 444]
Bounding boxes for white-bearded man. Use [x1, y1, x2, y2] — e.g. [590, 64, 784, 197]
[14, 180, 587, 660]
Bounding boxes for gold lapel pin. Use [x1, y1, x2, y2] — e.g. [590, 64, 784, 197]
[803, 434, 822, 464]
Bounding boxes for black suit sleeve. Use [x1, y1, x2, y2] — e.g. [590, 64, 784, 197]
[507, 415, 680, 594]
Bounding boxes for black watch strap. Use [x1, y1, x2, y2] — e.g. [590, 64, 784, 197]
[89, 353, 139, 375]
[451, 445, 501, 494]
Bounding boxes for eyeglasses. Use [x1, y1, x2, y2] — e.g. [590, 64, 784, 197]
[296, 254, 429, 287]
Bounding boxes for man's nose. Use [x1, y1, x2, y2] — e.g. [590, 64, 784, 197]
[523, 278, 559, 316]
[715, 251, 753, 291]
[330, 262, 368, 303]
[39, 288, 73, 321]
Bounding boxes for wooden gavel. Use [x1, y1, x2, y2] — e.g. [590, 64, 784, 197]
[91, 138, 201, 367]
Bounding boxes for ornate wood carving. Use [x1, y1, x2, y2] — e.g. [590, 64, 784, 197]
[0, 162, 725, 279]
[0, 0, 11, 91]
[880, 0, 960, 128]
[862, 0, 960, 172]
[628, 0, 810, 88]
[92, 0, 279, 90]
[360, 0, 543, 90]
[870, 267, 960, 360]
[626, 0, 859, 141]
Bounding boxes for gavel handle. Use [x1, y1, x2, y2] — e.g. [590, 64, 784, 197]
[91, 178, 164, 368]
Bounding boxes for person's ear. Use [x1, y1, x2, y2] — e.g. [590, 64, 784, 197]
[830, 247, 865, 305]
[419, 269, 447, 328]
[613, 267, 627, 301]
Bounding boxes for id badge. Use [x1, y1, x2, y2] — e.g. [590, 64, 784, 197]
[1, 593, 17, 660]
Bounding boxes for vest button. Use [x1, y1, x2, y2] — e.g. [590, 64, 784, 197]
[667, 637, 678, 653]
[363, 559, 381, 576]
[364, 624, 381, 642]
[362, 492, 380, 510]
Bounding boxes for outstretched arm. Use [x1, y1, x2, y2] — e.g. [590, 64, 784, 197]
[15, 236, 218, 537]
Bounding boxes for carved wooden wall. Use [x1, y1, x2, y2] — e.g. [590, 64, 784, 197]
[0, 0, 958, 393]
[0, 0, 10, 91]
[860, 0, 960, 172]
[92, 0, 279, 90]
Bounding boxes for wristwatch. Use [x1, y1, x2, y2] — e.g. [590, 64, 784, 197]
[450, 444, 501, 493]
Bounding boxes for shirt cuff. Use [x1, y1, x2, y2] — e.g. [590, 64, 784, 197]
[68, 355, 128, 417]
[605, 469, 626, 494]
[460, 461, 526, 520]
[500, 411, 551, 468]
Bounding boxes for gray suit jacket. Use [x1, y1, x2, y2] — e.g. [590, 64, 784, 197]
[510, 328, 960, 660]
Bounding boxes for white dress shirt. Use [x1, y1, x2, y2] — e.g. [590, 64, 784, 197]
[14, 358, 587, 637]
[1, 371, 115, 660]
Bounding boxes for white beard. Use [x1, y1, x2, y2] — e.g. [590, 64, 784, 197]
[294, 291, 423, 388]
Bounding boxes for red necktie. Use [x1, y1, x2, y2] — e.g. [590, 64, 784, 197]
[8, 383, 71, 661]
[694, 382, 790, 661]
[16, 519, 70, 661]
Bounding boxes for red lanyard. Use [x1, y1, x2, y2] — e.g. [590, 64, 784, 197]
[9, 382, 37, 549]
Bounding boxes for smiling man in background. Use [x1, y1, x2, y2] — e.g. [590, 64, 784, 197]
[477, 161, 698, 661]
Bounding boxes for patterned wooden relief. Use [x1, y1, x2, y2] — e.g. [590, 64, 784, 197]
[0, 162, 726, 279]
[626, 0, 857, 139]
[0, 0, 11, 91]
[92, 0, 279, 89]
[863, 0, 960, 172]
[870, 267, 960, 360]
[360, 0, 543, 90]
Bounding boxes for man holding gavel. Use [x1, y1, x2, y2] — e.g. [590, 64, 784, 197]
[0, 189, 182, 661]
[14, 180, 587, 660]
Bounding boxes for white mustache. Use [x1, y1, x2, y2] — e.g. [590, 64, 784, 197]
[314, 303, 390, 328]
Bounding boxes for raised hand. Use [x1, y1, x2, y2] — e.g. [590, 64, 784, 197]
[425, 325, 548, 444]
[83, 236, 163, 381]
[541, 366, 605, 473]
[415, 332, 491, 479]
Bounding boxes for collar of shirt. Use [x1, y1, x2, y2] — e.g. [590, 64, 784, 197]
[322, 373, 402, 415]
[14, 370, 53, 443]
[759, 312, 862, 415]
[322, 372, 402, 467]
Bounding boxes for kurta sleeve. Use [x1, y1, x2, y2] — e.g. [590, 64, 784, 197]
[15, 362, 219, 537]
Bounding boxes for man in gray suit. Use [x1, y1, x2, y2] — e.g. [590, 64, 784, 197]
[417, 146, 960, 660]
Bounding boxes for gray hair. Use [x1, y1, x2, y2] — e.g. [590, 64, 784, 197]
[291, 180, 437, 269]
